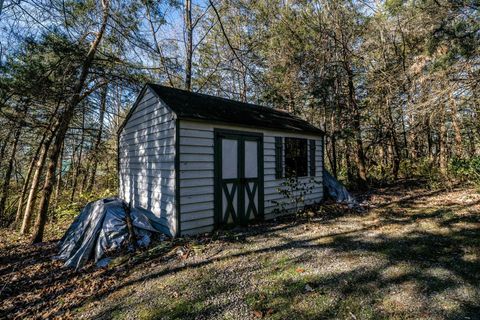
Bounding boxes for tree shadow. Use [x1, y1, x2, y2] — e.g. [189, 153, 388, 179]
[81, 185, 479, 319]
[2, 184, 479, 319]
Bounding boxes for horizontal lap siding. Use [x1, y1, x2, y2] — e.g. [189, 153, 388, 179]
[263, 135, 323, 220]
[179, 120, 323, 235]
[119, 89, 177, 236]
[178, 125, 215, 235]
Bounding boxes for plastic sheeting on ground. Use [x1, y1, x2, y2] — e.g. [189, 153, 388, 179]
[56, 197, 165, 270]
[323, 170, 358, 208]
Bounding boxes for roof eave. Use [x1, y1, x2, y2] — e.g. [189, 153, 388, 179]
[177, 116, 325, 136]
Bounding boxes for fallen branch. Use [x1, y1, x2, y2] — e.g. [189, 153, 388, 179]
[123, 202, 137, 251]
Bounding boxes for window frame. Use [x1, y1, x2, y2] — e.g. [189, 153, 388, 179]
[284, 137, 309, 178]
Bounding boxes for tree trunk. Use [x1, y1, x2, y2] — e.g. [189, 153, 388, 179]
[14, 139, 44, 227]
[87, 85, 107, 192]
[53, 142, 64, 206]
[450, 94, 463, 158]
[80, 169, 88, 194]
[0, 126, 21, 224]
[145, 1, 175, 87]
[345, 140, 354, 183]
[425, 115, 434, 161]
[346, 64, 367, 187]
[184, 0, 193, 91]
[439, 108, 448, 176]
[20, 127, 57, 234]
[467, 128, 475, 157]
[31, 0, 110, 244]
[329, 134, 338, 178]
[400, 107, 408, 159]
[70, 109, 86, 201]
[0, 130, 12, 171]
[379, 145, 386, 177]
[331, 92, 338, 178]
[408, 115, 418, 160]
[386, 99, 401, 179]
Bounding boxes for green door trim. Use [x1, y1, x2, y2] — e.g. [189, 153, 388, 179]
[214, 128, 264, 229]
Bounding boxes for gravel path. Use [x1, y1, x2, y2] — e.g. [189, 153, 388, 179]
[77, 183, 480, 320]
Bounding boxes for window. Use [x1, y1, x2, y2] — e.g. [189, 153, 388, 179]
[285, 137, 308, 177]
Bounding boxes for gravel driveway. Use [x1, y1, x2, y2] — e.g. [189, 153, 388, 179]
[78, 183, 480, 320]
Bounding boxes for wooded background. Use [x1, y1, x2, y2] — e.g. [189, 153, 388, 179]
[0, 0, 478, 243]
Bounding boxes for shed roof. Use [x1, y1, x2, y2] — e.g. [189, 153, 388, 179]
[122, 84, 324, 135]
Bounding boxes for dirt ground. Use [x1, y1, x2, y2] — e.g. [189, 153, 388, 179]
[1, 181, 479, 319]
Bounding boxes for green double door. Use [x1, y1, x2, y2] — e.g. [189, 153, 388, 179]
[214, 130, 264, 227]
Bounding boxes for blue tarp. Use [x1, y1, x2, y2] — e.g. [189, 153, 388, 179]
[56, 197, 164, 270]
[323, 171, 358, 208]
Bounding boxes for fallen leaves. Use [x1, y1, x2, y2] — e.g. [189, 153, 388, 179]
[2, 183, 479, 319]
[253, 308, 274, 318]
[0, 237, 179, 320]
[0, 241, 106, 319]
[295, 267, 305, 273]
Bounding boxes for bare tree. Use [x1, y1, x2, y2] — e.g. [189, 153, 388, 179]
[184, 0, 193, 90]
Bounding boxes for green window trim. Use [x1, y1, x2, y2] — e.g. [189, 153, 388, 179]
[309, 139, 316, 176]
[275, 137, 283, 179]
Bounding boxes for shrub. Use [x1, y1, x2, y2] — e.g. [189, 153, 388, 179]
[272, 176, 320, 216]
[449, 156, 480, 186]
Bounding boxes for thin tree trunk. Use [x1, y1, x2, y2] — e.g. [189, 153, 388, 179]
[408, 114, 418, 160]
[80, 170, 88, 194]
[53, 142, 64, 206]
[345, 64, 367, 186]
[379, 146, 386, 177]
[67, 141, 77, 189]
[400, 108, 408, 159]
[20, 125, 57, 235]
[184, 0, 193, 91]
[70, 110, 86, 201]
[145, 2, 175, 87]
[425, 115, 434, 161]
[0, 130, 12, 171]
[31, 0, 110, 243]
[439, 107, 448, 176]
[0, 127, 21, 224]
[345, 140, 354, 183]
[14, 139, 44, 227]
[386, 98, 401, 179]
[87, 85, 107, 191]
[450, 93, 463, 158]
[240, 65, 247, 102]
[467, 128, 475, 157]
[19, 100, 63, 234]
[330, 83, 339, 178]
[330, 133, 337, 179]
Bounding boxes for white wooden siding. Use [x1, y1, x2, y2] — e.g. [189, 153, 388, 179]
[178, 120, 323, 235]
[178, 123, 215, 235]
[119, 88, 177, 236]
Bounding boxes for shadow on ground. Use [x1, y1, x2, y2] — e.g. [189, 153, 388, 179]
[1, 183, 479, 319]
[85, 185, 480, 320]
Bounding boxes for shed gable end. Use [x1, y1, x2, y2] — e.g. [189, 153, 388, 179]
[118, 87, 178, 236]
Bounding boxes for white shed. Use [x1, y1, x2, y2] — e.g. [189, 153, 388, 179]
[118, 84, 324, 237]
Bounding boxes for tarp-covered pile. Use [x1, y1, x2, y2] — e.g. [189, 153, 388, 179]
[323, 170, 358, 208]
[56, 197, 165, 269]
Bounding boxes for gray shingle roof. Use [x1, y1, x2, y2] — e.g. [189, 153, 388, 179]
[149, 84, 324, 135]
[120, 84, 324, 135]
